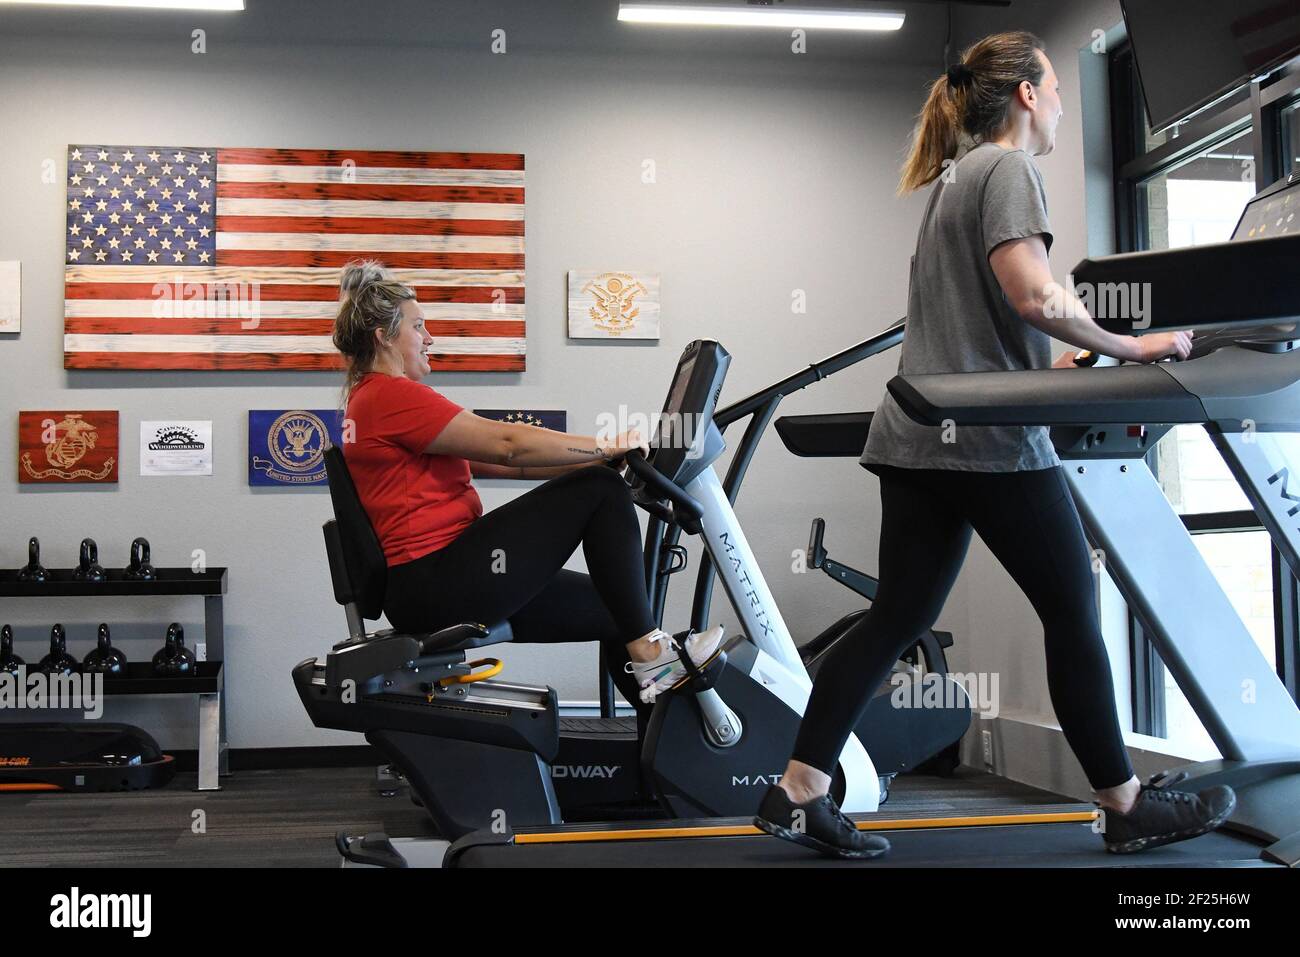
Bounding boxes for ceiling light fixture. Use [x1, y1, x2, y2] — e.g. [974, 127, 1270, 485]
[618, 3, 904, 31]
[0, 0, 244, 11]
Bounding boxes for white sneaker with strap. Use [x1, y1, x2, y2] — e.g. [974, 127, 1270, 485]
[626, 625, 725, 703]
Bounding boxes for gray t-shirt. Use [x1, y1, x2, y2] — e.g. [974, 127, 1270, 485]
[863, 142, 1059, 472]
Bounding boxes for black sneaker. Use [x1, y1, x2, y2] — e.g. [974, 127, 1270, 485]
[753, 785, 890, 860]
[1100, 772, 1237, 854]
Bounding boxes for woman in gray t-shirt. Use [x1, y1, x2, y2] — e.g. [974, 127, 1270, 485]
[755, 32, 1232, 860]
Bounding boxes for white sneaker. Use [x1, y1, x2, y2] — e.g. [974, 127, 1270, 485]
[625, 625, 725, 703]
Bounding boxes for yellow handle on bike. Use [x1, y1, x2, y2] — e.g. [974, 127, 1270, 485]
[438, 657, 503, 687]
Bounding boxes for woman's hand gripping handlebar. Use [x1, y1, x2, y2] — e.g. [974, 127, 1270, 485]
[623, 449, 706, 533]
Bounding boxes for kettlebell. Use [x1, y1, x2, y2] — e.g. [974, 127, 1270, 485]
[17, 537, 48, 582]
[39, 623, 79, 675]
[82, 623, 128, 676]
[74, 538, 107, 582]
[123, 536, 157, 581]
[152, 622, 196, 676]
[0, 624, 23, 675]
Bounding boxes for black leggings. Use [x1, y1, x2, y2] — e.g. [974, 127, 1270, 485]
[383, 466, 657, 714]
[792, 464, 1135, 791]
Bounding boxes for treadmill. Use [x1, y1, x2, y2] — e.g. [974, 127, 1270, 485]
[885, 169, 1300, 868]
[432, 173, 1300, 869]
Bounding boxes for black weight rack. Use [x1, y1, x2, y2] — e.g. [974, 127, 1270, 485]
[0, 567, 229, 790]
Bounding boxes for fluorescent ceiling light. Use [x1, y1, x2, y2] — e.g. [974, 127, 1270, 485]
[618, 3, 904, 31]
[0, 0, 244, 10]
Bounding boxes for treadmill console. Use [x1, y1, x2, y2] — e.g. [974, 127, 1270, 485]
[647, 340, 731, 485]
[1233, 170, 1300, 241]
[1073, 172, 1300, 335]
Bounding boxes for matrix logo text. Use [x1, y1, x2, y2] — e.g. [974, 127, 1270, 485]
[50, 887, 151, 937]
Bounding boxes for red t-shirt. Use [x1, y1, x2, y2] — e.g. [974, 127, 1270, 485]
[342, 372, 483, 566]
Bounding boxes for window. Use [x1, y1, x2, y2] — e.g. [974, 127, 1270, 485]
[1138, 127, 1255, 251]
[1285, 99, 1300, 175]
[1156, 427, 1249, 515]
[1192, 532, 1277, 669]
[1149, 530, 1278, 753]
[1144, 428, 1284, 752]
[1109, 41, 1300, 748]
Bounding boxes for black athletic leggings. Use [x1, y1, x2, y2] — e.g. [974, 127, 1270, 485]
[792, 464, 1136, 791]
[383, 465, 657, 715]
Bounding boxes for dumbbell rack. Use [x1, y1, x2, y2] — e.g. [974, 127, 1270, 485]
[0, 567, 229, 791]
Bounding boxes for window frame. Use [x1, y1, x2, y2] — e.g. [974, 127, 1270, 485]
[1109, 45, 1300, 737]
[1279, 95, 1300, 179]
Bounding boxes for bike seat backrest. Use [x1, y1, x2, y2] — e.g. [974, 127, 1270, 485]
[322, 445, 388, 621]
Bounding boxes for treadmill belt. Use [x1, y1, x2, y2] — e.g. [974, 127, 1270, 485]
[450, 822, 1270, 868]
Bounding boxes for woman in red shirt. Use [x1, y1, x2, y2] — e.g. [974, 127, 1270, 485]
[333, 261, 721, 704]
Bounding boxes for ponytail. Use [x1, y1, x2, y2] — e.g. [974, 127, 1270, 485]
[897, 31, 1046, 195]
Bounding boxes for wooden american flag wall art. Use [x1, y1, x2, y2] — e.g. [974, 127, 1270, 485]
[63, 146, 526, 371]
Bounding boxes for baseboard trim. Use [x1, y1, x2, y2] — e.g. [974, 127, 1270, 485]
[166, 745, 382, 773]
[959, 711, 1223, 802]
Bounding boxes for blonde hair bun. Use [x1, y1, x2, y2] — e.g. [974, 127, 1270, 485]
[333, 259, 418, 409]
[339, 260, 393, 297]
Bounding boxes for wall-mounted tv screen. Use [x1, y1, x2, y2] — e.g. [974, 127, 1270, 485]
[1121, 0, 1300, 133]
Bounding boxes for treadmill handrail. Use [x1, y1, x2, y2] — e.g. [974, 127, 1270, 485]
[887, 363, 1207, 427]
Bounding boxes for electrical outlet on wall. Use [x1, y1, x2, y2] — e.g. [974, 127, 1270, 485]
[981, 729, 994, 769]
[196, 642, 207, 662]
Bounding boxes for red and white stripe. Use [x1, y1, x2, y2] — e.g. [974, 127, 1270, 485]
[64, 148, 526, 371]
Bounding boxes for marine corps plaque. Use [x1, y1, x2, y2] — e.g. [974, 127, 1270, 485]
[18, 410, 119, 484]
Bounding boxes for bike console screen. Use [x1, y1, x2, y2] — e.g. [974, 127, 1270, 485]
[648, 339, 731, 484]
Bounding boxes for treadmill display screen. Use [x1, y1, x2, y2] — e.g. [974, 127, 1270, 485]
[1235, 178, 1300, 241]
